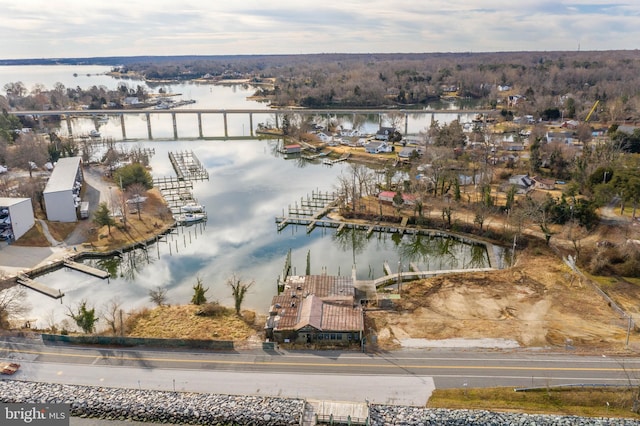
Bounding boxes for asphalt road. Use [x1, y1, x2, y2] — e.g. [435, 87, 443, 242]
[2, 337, 640, 407]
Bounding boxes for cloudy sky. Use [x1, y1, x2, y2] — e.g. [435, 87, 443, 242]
[2, 1, 638, 59]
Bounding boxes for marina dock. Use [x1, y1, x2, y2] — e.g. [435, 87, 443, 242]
[322, 152, 350, 165]
[17, 274, 64, 299]
[156, 151, 209, 215]
[168, 151, 209, 182]
[64, 260, 110, 279]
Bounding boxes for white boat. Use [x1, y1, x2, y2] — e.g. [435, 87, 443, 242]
[174, 212, 207, 224]
[181, 202, 204, 213]
[89, 129, 101, 138]
[126, 195, 148, 204]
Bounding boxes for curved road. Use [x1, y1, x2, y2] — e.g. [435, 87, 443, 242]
[2, 337, 640, 407]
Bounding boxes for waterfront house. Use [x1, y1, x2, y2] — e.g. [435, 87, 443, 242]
[375, 127, 396, 141]
[398, 146, 423, 158]
[364, 141, 392, 154]
[123, 97, 140, 106]
[265, 275, 363, 345]
[316, 132, 333, 144]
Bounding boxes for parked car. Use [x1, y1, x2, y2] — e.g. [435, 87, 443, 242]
[1, 362, 20, 375]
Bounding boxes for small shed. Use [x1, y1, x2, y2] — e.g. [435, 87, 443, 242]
[282, 144, 301, 154]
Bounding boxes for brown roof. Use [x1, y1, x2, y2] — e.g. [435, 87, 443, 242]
[267, 275, 363, 333]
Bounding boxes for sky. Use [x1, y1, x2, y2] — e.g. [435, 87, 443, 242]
[1, 0, 639, 59]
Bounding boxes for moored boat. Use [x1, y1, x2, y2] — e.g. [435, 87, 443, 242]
[173, 212, 207, 224]
[181, 202, 204, 213]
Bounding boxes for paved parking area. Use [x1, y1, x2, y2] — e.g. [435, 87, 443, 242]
[0, 244, 70, 277]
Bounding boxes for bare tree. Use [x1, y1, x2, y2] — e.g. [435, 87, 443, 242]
[0, 283, 29, 329]
[101, 297, 123, 335]
[7, 134, 49, 177]
[149, 286, 168, 307]
[126, 182, 148, 220]
[227, 273, 254, 316]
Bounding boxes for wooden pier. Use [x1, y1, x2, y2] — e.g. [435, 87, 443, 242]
[64, 260, 110, 279]
[154, 176, 198, 212]
[17, 274, 64, 299]
[372, 267, 494, 289]
[366, 226, 375, 238]
[168, 151, 209, 181]
[322, 152, 351, 165]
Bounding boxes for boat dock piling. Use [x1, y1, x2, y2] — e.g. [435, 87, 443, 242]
[277, 219, 289, 232]
[383, 261, 392, 276]
[306, 220, 317, 234]
[366, 226, 374, 238]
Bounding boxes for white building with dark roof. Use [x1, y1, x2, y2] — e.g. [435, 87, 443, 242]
[43, 157, 83, 222]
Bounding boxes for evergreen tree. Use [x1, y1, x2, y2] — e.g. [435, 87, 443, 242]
[93, 202, 116, 234]
[191, 277, 208, 305]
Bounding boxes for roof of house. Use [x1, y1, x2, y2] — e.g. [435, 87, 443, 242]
[267, 275, 362, 333]
[509, 174, 534, 187]
[43, 157, 82, 194]
[533, 176, 556, 186]
[376, 127, 395, 134]
[364, 141, 388, 151]
[398, 147, 423, 157]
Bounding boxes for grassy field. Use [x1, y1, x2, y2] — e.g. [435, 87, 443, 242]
[428, 387, 640, 419]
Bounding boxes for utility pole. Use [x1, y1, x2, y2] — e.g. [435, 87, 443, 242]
[397, 259, 402, 295]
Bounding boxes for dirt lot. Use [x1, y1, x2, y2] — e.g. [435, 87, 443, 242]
[367, 241, 629, 352]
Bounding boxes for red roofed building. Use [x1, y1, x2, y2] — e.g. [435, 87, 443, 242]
[378, 191, 417, 206]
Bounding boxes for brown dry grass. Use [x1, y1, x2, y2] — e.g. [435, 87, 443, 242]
[46, 222, 77, 242]
[125, 304, 259, 341]
[428, 387, 640, 419]
[12, 221, 51, 247]
[88, 188, 175, 252]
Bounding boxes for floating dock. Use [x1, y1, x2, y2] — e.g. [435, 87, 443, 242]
[16, 274, 64, 299]
[322, 152, 350, 165]
[63, 260, 110, 279]
[168, 151, 209, 181]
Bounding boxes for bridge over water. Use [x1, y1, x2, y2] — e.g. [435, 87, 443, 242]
[10, 107, 492, 141]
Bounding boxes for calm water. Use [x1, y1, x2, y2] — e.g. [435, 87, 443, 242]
[0, 65, 496, 330]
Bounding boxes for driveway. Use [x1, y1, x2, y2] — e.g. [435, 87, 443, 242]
[64, 165, 112, 246]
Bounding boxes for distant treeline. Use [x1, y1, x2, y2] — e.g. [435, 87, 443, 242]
[2, 51, 640, 121]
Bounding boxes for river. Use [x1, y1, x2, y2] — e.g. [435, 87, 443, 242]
[0, 65, 498, 330]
